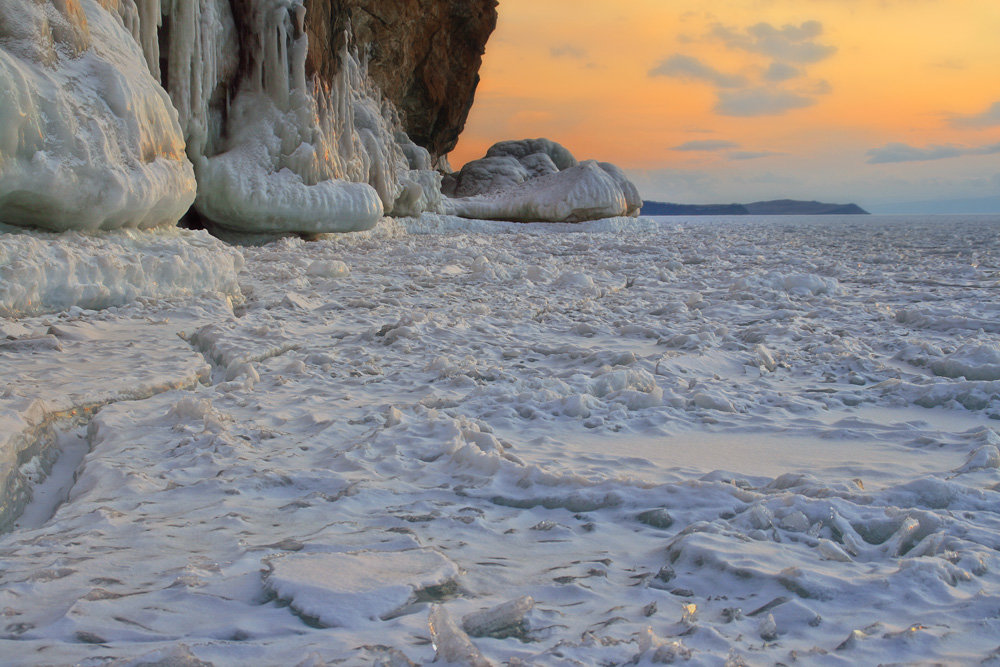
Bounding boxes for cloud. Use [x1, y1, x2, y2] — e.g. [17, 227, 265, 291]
[950, 101, 1000, 129]
[729, 151, 784, 160]
[931, 59, 966, 70]
[712, 20, 837, 64]
[649, 54, 747, 88]
[715, 88, 816, 117]
[550, 44, 588, 59]
[763, 62, 801, 82]
[673, 140, 741, 152]
[867, 141, 1000, 164]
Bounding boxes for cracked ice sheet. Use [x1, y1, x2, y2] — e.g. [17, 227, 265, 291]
[1, 215, 1000, 665]
[0, 296, 236, 531]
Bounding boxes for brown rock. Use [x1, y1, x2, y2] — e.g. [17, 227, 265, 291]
[304, 0, 498, 160]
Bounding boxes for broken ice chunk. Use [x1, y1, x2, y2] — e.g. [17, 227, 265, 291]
[461, 596, 534, 639]
[428, 605, 494, 667]
[264, 549, 459, 628]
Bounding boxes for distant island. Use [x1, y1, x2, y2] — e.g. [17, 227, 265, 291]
[641, 199, 870, 216]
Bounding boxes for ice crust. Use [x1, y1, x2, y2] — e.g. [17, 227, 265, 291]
[0, 224, 243, 317]
[0, 0, 196, 230]
[445, 139, 643, 223]
[0, 298, 233, 531]
[1, 215, 999, 665]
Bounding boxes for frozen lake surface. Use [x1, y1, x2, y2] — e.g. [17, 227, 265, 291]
[1, 214, 999, 665]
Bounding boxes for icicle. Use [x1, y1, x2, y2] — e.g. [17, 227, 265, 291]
[133, 0, 162, 80]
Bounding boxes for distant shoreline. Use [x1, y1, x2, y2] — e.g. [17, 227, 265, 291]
[641, 199, 869, 216]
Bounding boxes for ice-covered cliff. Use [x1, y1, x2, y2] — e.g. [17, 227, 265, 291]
[0, 0, 497, 233]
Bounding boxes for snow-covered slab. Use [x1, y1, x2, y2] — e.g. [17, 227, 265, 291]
[0, 225, 243, 317]
[265, 550, 459, 628]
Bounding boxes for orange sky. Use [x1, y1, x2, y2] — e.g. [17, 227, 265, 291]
[450, 0, 1000, 210]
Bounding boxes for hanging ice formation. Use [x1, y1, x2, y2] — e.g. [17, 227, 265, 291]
[0, 0, 443, 233]
[140, 0, 443, 232]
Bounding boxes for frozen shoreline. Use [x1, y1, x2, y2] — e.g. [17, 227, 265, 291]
[1, 214, 999, 665]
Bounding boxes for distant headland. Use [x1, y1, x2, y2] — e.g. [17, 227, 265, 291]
[641, 199, 870, 216]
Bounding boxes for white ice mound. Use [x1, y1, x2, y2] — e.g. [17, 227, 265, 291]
[0, 224, 243, 316]
[194, 95, 384, 233]
[263, 549, 459, 628]
[0, 0, 196, 231]
[444, 139, 642, 223]
[929, 343, 1000, 382]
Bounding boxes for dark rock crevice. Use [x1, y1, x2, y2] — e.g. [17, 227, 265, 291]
[304, 0, 498, 159]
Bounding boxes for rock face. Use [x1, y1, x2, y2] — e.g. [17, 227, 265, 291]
[444, 139, 644, 223]
[305, 0, 498, 162]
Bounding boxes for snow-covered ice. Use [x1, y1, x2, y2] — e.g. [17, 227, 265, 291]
[1, 214, 999, 665]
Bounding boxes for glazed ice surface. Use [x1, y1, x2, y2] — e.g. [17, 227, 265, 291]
[1, 215, 999, 665]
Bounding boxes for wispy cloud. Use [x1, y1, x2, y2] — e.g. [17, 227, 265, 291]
[649, 19, 836, 119]
[550, 44, 588, 60]
[931, 59, 966, 70]
[729, 150, 784, 160]
[867, 141, 1000, 164]
[711, 20, 837, 64]
[950, 101, 1000, 129]
[649, 54, 747, 88]
[673, 140, 741, 151]
[716, 88, 816, 117]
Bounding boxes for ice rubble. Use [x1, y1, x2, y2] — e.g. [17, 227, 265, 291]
[444, 139, 643, 223]
[0, 0, 196, 231]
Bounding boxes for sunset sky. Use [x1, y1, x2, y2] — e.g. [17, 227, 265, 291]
[449, 0, 1000, 212]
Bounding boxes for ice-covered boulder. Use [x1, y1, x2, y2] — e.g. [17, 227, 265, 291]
[444, 139, 643, 223]
[487, 138, 578, 171]
[0, 0, 196, 231]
